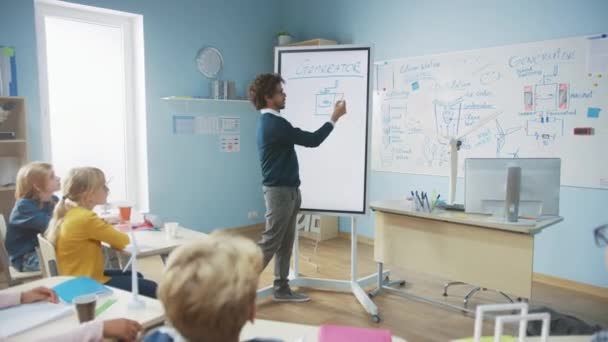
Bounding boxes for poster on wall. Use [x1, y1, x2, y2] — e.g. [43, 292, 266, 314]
[0, 46, 18, 96]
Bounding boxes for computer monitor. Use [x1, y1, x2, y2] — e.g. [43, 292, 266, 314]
[464, 158, 561, 217]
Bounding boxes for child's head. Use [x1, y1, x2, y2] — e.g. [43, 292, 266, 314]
[15, 162, 60, 200]
[46, 167, 108, 245]
[158, 232, 263, 342]
[59, 167, 108, 208]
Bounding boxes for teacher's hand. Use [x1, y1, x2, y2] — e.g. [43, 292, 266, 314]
[331, 100, 347, 123]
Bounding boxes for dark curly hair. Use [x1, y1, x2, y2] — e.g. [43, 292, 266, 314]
[248, 73, 284, 110]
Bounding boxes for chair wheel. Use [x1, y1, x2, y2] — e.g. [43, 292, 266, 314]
[372, 314, 381, 323]
[398, 281, 406, 287]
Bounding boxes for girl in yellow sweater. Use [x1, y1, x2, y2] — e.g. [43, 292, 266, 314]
[45, 167, 157, 298]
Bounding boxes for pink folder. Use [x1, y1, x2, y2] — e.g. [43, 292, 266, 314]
[318, 325, 392, 342]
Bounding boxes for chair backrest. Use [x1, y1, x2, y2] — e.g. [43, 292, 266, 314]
[0, 235, 14, 287]
[0, 214, 7, 240]
[37, 234, 59, 277]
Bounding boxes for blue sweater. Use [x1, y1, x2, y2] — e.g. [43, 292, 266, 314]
[5, 197, 57, 270]
[256, 113, 333, 187]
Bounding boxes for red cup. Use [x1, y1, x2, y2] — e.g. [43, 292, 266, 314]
[118, 206, 132, 222]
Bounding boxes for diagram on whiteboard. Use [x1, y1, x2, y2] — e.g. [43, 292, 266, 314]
[372, 34, 608, 189]
[315, 80, 344, 115]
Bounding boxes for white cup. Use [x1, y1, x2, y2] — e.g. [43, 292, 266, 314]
[165, 222, 179, 239]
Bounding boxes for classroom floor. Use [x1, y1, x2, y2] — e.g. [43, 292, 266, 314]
[139, 231, 608, 342]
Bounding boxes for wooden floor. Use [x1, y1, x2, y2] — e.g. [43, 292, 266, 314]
[139, 231, 608, 342]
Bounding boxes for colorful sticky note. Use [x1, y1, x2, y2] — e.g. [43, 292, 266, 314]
[411, 81, 420, 91]
[587, 107, 601, 118]
[2, 47, 14, 57]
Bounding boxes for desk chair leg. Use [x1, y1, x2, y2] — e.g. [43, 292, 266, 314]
[463, 288, 515, 308]
[497, 291, 515, 304]
[463, 287, 482, 308]
[443, 281, 467, 297]
[160, 254, 169, 264]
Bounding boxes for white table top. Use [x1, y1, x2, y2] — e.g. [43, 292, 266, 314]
[4, 276, 165, 341]
[120, 226, 208, 258]
[370, 200, 563, 235]
[241, 319, 407, 342]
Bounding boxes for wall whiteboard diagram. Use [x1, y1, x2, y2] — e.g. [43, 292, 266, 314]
[372, 34, 608, 189]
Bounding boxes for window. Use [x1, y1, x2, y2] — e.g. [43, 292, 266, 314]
[35, 0, 148, 210]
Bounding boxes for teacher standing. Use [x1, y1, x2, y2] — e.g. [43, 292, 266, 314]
[248, 73, 347, 302]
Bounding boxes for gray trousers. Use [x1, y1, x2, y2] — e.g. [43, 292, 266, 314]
[258, 186, 301, 289]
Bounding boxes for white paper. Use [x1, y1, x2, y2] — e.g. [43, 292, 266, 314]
[220, 117, 240, 133]
[172, 115, 195, 135]
[124, 243, 156, 254]
[587, 36, 608, 74]
[220, 134, 240, 152]
[195, 116, 219, 135]
[0, 302, 73, 338]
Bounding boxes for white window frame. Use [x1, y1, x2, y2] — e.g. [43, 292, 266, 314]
[34, 0, 149, 211]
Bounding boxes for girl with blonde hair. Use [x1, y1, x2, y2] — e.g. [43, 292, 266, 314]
[46, 167, 157, 298]
[6, 162, 60, 271]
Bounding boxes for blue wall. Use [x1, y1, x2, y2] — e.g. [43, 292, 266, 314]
[0, 0, 279, 231]
[280, 0, 608, 288]
[2, 0, 607, 287]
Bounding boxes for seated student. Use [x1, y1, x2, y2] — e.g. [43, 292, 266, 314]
[45, 167, 157, 298]
[0, 286, 142, 341]
[6, 162, 60, 272]
[592, 224, 608, 342]
[145, 232, 282, 342]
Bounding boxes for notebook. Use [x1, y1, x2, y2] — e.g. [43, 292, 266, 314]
[52, 276, 112, 303]
[0, 301, 73, 338]
[318, 325, 392, 342]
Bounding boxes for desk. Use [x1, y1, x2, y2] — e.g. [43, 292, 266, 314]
[122, 227, 208, 259]
[106, 227, 208, 266]
[369, 200, 563, 314]
[241, 319, 407, 342]
[4, 276, 165, 341]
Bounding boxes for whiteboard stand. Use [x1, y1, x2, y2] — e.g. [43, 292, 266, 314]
[256, 217, 390, 323]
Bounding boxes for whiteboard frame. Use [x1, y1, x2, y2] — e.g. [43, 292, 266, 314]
[274, 44, 373, 216]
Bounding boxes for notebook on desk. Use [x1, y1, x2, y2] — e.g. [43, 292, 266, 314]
[0, 301, 73, 338]
[53, 276, 112, 303]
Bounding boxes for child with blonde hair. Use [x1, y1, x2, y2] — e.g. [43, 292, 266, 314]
[145, 232, 282, 342]
[46, 167, 157, 298]
[6, 162, 60, 271]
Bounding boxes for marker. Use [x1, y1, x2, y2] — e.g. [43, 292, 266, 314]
[589, 34, 608, 40]
[432, 194, 441, 211]
[95, 299, 117, 317]
[424, 193, 431, 213]
[415, 191, 423, 208]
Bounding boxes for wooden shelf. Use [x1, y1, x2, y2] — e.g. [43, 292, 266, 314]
[161, 96, 249, 104]
[287, 38, 338, 47]
[0, 97, 27, 219]
[0, 139, 26, 144]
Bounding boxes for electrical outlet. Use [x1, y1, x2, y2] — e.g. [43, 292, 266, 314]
[248, 211, 259, 220]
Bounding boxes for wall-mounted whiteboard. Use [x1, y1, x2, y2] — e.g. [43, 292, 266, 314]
[372, 34, 608, 189]
[276, 46, 371, 214]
